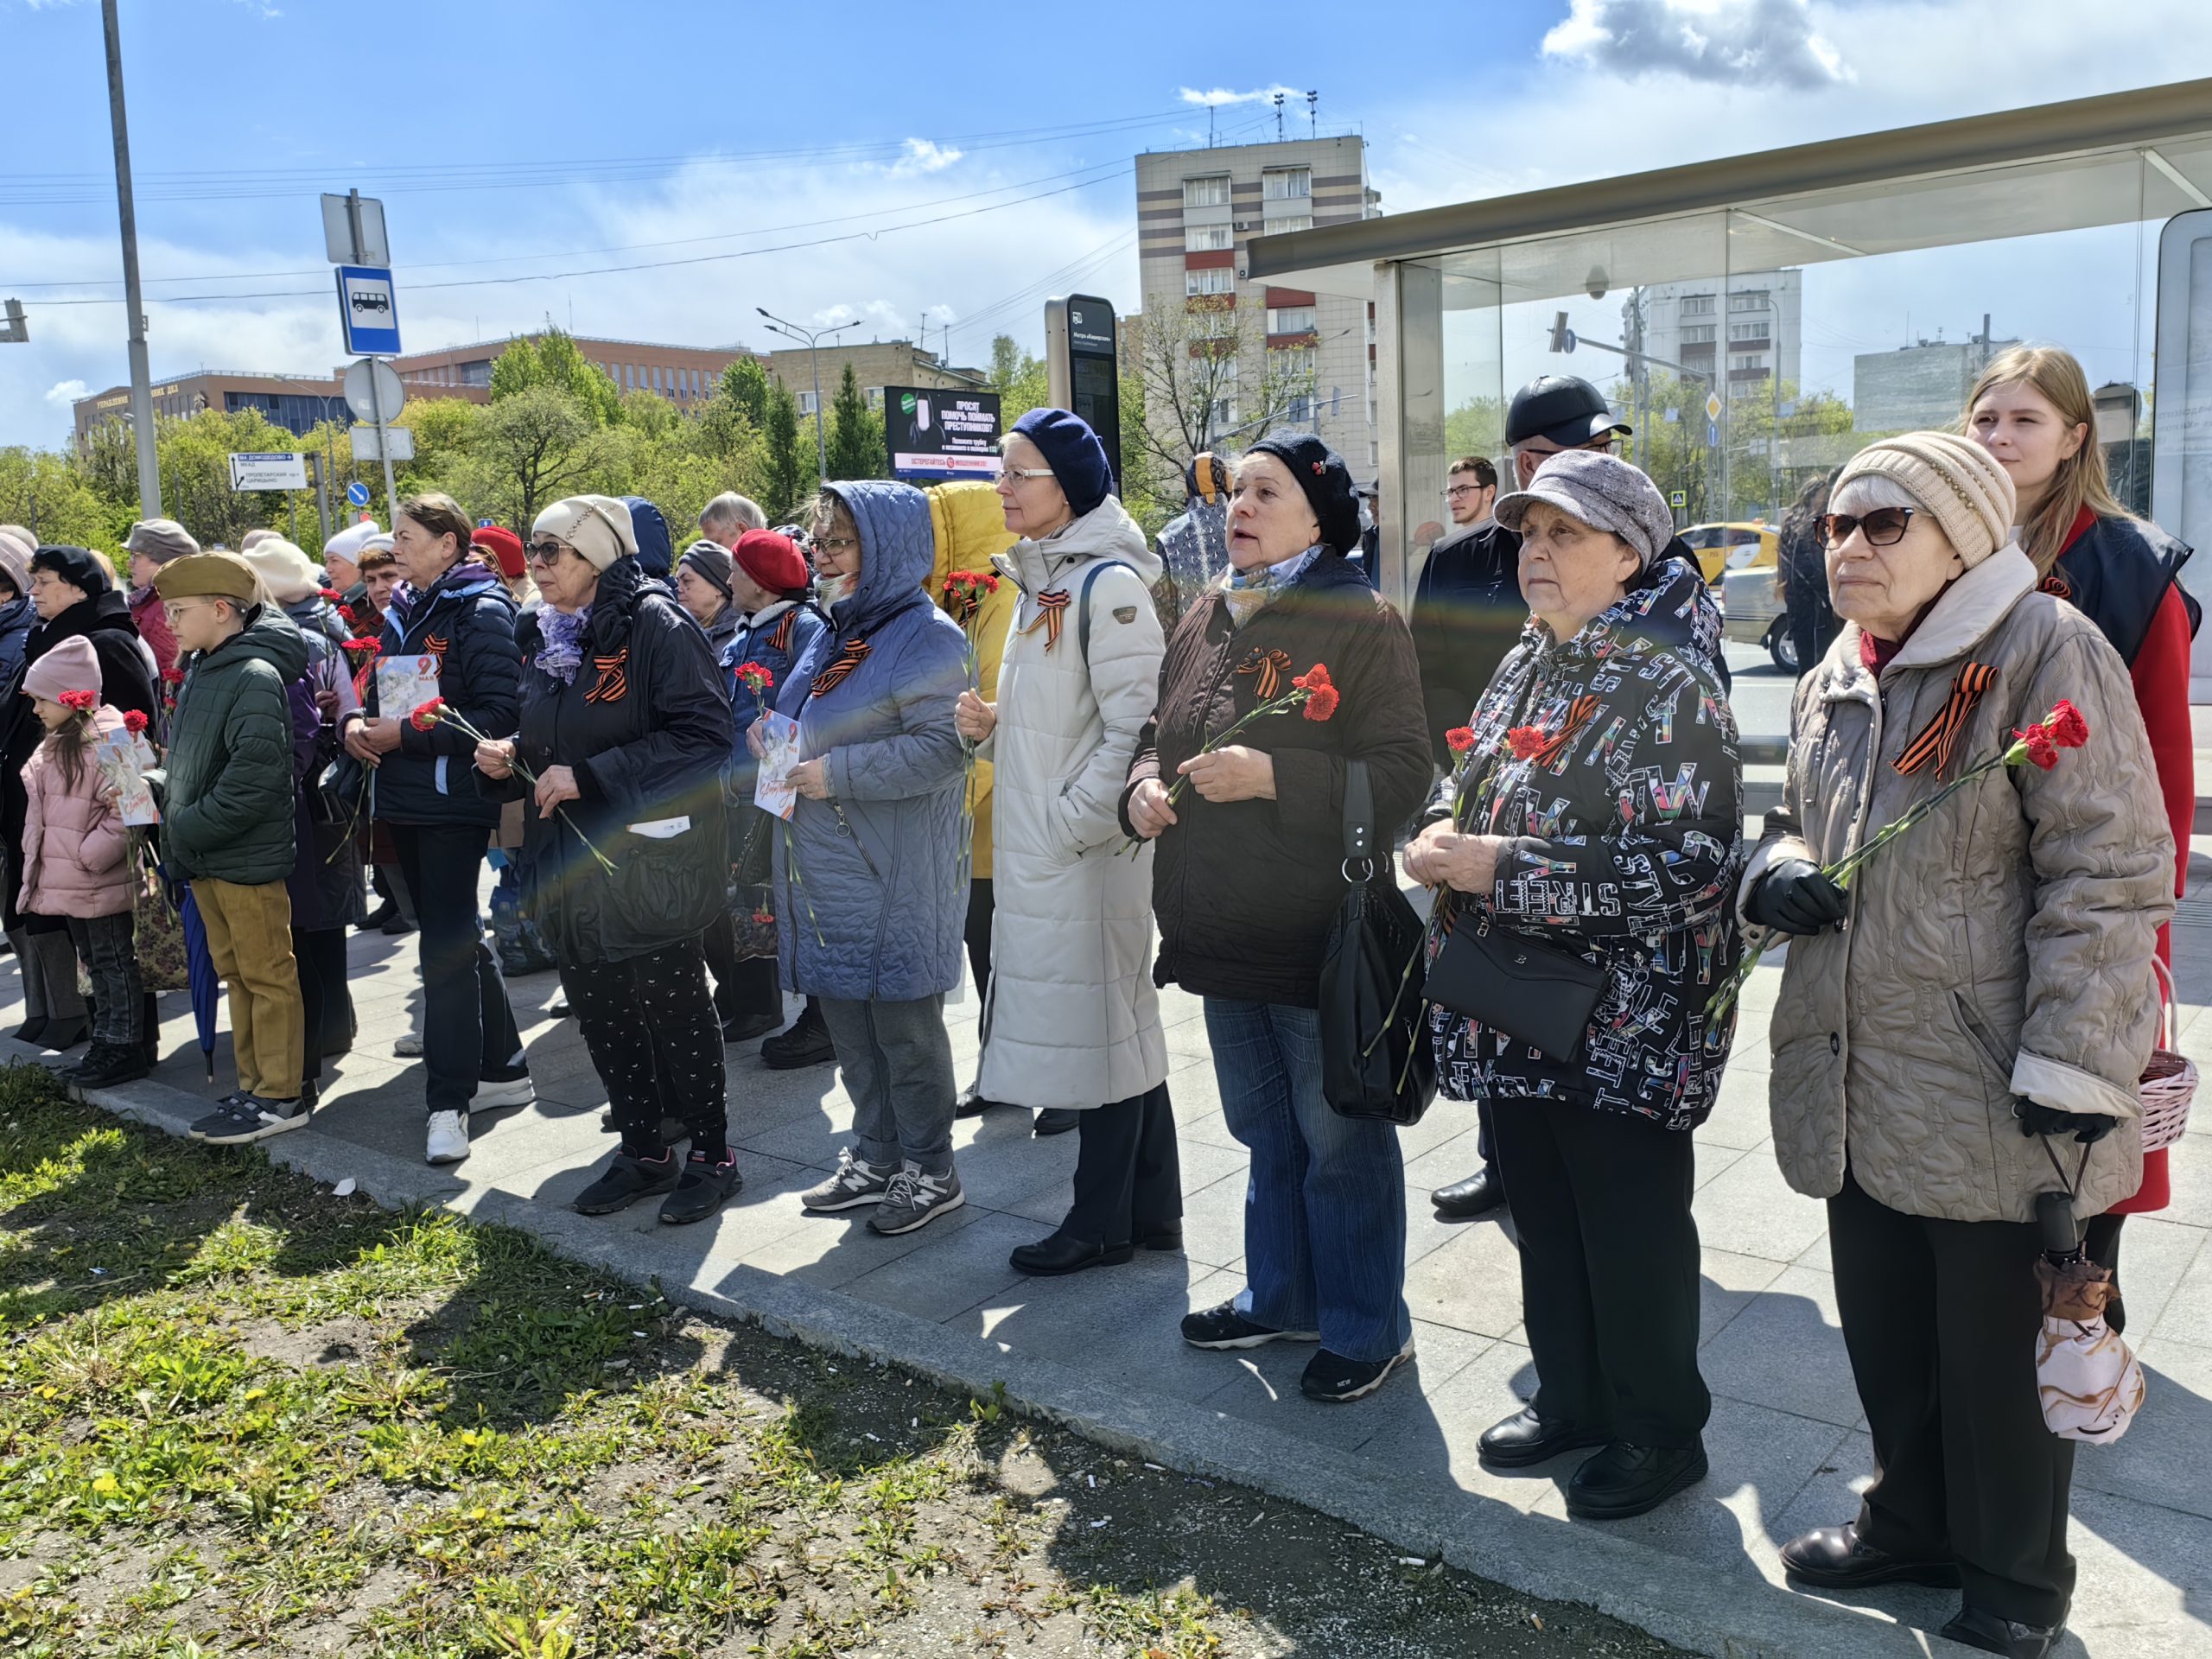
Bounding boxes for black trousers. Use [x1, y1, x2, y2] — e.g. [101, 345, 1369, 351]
[1491, 1098, 1708, 1449]
[963, 877, 994, 1001]
[391, 822, 524, 1114]
[699, 910, 745, 1022]
[1828, 1170, 2075, 1626]
[561, 940, 728, 1158]
[291, 925, 352, 1084]
[1060, 1084, 1182, 1249]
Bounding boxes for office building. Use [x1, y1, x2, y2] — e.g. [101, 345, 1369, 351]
[1853, 325, 2018, 432]
[389, 335, 747, 406]
[761, 340, 988, 420]
[71, 368, 448, 447]
[1134, 133, 1382, 474]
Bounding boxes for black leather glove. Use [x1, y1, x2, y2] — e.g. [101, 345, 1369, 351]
[2015, 1100, 2116, 1145]
[1745, 857, 1848, 935]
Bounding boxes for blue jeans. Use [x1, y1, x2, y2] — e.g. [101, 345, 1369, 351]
[1205, 998, 1412, 1363]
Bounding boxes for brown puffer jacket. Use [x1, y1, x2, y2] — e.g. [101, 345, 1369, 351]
[1122, 551, 1431, 1009]
[1743, 547, 2172, 1223]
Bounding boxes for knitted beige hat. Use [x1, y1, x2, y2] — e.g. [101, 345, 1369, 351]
[532, 495, 637, 572]
[1834, 432, 2017, 569]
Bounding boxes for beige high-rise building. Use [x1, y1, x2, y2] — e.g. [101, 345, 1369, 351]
[1134, 133, 1381, 478]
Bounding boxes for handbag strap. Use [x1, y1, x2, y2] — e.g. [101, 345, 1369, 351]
[1342, 757, 1375, 885]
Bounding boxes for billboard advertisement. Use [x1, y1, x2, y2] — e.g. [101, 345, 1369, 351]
[886, 387, 1002, 480]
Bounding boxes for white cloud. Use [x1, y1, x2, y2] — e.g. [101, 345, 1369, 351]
[1177, 85, 1303, 108]
[43, 379, 87, 407]
[1542, 0, 1852, 87]
[889, 138, 963, 176]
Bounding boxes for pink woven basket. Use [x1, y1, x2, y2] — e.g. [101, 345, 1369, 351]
[2140, 958, 2196, 1154]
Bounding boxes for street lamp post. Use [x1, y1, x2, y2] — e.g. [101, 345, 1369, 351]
[101, 0, 161, 520]
[757, 308, 856, 479]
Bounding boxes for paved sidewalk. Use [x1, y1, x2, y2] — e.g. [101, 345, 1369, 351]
[7, 873, 2209, 1658]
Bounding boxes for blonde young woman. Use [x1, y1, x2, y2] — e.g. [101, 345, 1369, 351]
[1963, 346, 2198, 1324]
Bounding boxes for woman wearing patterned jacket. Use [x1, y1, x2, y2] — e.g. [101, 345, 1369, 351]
[1406, 448, 1744, 1522]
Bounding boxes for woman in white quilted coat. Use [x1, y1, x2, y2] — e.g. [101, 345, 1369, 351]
[1739, 433, 2171, 1659]
[955, 408, 1178, 1277]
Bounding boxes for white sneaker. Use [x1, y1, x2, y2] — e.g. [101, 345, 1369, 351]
[394, 1032, 424, 1058]
[425, 1109, 470, 1164]
[471, 1071, 535, 1112]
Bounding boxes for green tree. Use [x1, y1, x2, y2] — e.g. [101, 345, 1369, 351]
[488, 330, 622, 426]
[721, 358, 771, 428]
[825, 365, 884, 481]
[988, 334, 1050, 423]
[1617, 372, 1853, 524]
[151, 407, 327, 550]
[761, 381, 816, 523]
[0, 446, 124, 550]
[459, 386, 613, 537]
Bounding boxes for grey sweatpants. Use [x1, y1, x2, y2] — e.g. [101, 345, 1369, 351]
[818, 994, 957, 1177]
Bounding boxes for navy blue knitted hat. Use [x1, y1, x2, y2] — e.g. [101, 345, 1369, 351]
[1247, 433, 1360, 557]
[1010, 407, 1113, 518]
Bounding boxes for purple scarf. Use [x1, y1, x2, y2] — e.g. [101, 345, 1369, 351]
[537, 604, 594, 684]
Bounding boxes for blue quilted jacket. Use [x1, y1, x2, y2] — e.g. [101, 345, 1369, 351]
[771, 481, 969, 1002]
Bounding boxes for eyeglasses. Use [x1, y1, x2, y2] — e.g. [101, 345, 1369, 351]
[161, 599, 215, 622]
[524, 540, 569, 565]
[996, 467, 1054, 485]
[814, 535, 860, 556]
[1821, 507, 1916, 548]
[1444, 484, 1486, 500]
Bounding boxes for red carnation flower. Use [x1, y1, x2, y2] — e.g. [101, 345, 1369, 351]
[57, 690, 96, 713]
[1446, 727, 1476, 754]
[978, 572, 1001, 593]
[162, 667, 186, 684]
[2049, 700, 2089, 749]
[1301, 683, 1340, 721]
[319, 587, 345, 602]
[410, 696, 448, 733]
[733, 661, 774, 696]
[1507, 726, 1546, 760]
[751, 908, 774, 925]
[2015, 724, 2059, 770]
[1292, 661, 1333, 692]
[342, 636, 381, 658]
[123, 709, 149, 734]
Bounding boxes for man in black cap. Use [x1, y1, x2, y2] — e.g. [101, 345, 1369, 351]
[1420, 374, 1630, 1225]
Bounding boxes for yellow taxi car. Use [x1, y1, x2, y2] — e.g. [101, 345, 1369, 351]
[1678, 521, 1778, 586]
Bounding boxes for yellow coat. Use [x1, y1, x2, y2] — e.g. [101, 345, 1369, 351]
[926, 482, 1019, 879]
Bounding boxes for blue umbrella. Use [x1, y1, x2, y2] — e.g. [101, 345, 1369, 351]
[179, 887, 219, 1083]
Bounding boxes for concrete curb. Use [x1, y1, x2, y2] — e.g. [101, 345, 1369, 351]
[21, 1047, 1963, 1659]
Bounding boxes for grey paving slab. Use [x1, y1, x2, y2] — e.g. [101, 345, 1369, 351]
[9, 880, 2212, 1659]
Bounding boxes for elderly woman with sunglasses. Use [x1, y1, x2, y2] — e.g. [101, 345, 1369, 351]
[474, 497, 741, 1225]
[1745, 434, 2170, 1658]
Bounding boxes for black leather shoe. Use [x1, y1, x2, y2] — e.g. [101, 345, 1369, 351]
[721, 1010, 782, 1045]
[38, 1016, 89, 1053]
[1138, 1227, 1183, 1252]
[1566, 1440, 1708, 1519]
[955, 1091, 1011, 1118]
[1939, 1606, 2067, 1658]
[1033, 1108, 1079, 1136]
[1780, 1524, 1961, 1590]
[1010, 1231, 1134, 1276]
[1432, 1167, 1504, 1219]
[11, 1018, 48, 1047]
[1478, 1406, 1611, 1470]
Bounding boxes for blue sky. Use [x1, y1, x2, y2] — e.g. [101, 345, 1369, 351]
[5, 0, 2212, 448]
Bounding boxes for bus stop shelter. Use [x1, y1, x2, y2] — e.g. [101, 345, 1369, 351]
[1248, 79, 2212, 692]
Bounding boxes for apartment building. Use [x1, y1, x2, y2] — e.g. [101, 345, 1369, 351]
[1624, 269, 1802, 392]
[1134, 134, 1382, 475]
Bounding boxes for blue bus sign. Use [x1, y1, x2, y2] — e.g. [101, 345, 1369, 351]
[336, 265, 402, 356]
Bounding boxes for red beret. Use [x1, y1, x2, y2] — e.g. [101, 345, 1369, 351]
[733, 528, 809, 595]
[470, 524, 525, 581]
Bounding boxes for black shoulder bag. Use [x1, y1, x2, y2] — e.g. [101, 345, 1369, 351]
[1319, 759, 1437, 1125]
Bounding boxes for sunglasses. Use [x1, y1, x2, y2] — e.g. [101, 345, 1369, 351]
[524, 540, 569, 565]
[1821, 507, 1916, 548]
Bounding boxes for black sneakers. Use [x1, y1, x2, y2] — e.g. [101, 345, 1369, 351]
[660, 1147, 743, 1225]
[190, 1094, 309, 1145]
[572, 1149, 680, 1215]
[62, 1041, 150, 1090]
[1300, 1338, 1415, 1403]
[1179, 1301, 1321, 1350]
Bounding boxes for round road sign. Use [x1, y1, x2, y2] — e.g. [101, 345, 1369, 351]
[346, 481, 372, 508]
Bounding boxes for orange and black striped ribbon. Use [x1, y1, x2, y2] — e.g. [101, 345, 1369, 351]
[582, 648, 629, 704]
[1021, 588, 1071, 652]
[1236, 647, 1294, 700]
[809, 639, 872, 698]
[1894, 660, 1998, 778]
[1531, 694, 1600, 768]
[766, 610, 796, 653]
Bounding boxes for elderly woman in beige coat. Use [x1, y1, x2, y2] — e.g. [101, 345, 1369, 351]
[955, 408, 1176, 1277]
[1740, 432, 2171, 1659]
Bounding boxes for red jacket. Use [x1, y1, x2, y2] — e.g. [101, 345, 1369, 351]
[130, 585, 181, 678]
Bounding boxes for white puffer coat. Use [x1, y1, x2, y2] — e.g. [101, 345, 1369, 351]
[1743, 547, 2172, 1223]
[976, 497, 1170, 1110]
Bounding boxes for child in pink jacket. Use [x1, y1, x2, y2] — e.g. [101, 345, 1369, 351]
[17, 633, 149, 1087]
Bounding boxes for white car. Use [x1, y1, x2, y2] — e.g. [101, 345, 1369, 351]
[1722, 565, 1799, 673]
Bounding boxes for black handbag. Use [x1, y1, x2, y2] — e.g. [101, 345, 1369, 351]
[1319, 760, 1437, 1126]
[1424, 906, 1606, 1064]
